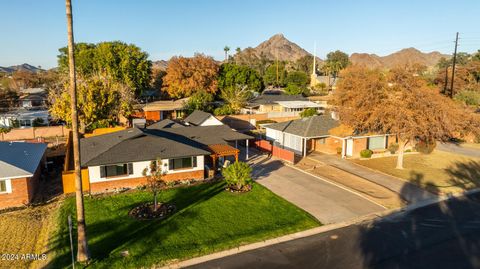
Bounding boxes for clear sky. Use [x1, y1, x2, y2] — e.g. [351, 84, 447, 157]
[1, 0, 479, 69]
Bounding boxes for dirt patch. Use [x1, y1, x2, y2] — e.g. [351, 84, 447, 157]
[296, 158, 405, 209]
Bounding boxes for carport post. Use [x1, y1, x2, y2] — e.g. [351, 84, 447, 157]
[246, 139, 249, 160]
[303, 138, 307, 157]
[341, 139, 346, 159]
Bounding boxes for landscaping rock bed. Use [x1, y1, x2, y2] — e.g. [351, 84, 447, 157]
[129, 202, 176, 220]
[225, 184, 252, 193]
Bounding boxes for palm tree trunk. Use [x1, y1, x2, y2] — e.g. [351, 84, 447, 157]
[66, 0, 90, 262]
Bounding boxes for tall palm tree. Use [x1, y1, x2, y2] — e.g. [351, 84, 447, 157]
[224, 46, 230, 62]
[65, 0, 90, 262]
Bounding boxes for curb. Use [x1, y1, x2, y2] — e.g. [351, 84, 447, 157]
[158, 187, 480, 269]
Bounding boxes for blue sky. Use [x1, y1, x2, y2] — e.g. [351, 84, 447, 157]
[1, 0, 479, 69]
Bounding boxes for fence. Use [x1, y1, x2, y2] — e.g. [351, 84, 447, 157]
[254, 139, 295, 164]
[0, 125, 68, 141]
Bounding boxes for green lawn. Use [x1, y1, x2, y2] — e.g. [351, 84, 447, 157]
[48, 181, 319, 268]
[352, 151, 480, 194]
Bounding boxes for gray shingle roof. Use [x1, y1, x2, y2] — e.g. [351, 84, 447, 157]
[184, 110, 214, 126]
[265, 115, 339, 138]
[147, 119, 184, 129]
[248, 93, 307, 106]
[80, 125, 253, 167]
[0, 142, 47, 179]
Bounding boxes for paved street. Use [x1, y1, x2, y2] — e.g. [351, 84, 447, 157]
[251, 157, 384, 224]
[437, 142, 480, 158]
[188, 192, 480, 269]
[308, 152, 436, 203]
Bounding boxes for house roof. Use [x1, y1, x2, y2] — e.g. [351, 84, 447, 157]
[248, 94, 307, 106]
[142, 98, 189, 112]
[80, 125, 253, 167]
[184, 110, 215, 126]
[265, 115, 339, 138]
[80, 127, 210, 167]
[276, 101, 322, 109]
[147, 119, 184, 129]
[0, 142, 47, 179]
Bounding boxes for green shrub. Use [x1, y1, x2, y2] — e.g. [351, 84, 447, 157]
[0, 127, 11, 134]
[405, 149, 412, 153]
[415, 140, 436, 154]
[388, 143, 399, 154]
[222, 161, 253, 190]
[214, 105, 236, 116]
[454, 90, 480, 107]
[360, 149, 373, 158]
[299, 108, 318, 118]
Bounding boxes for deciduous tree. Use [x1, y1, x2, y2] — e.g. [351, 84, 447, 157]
[163, 54, 219, 98]
[335, 66, 480, 169]
[218, 63, 263, 93]
[219, 84, 252, 112]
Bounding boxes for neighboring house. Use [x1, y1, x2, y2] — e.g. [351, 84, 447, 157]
[264, 115, 396, 158]
[0, 108, 50, 128]
[244, 93, 322, 116]
[142, 98, 189, 121]
[184, 110, 223, 126]
[68, 122, 252, 193]
[307, 95, 332, 110]
[311, 75, 338, 91]
[18, 88, 47, 108]
[0, 142, 47, 209]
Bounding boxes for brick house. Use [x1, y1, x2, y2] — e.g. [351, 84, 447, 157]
[0, 142, 47, 209]
[264, 115, 396, 158]
[64, 121, 252, 194]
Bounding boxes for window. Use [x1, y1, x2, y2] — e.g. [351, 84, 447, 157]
[19, 119, 31, 127]
[0, 180, 6, 193]
[100, 163, 133, 178]
[169, 157, 197, 170]
[317, 138, 326, 144]
[368, 136, 386, 150]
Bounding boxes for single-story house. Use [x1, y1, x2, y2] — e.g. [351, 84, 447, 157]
[264, 115, 396, 158]
[142, 97, 189, 121]
[0, 141, 47, 209]
[184, 110, 223, 126]
[244, 93, 323, 116]
[74, 122, 252, 193]
[0, 108, 50, 128]
[18, 88, 47, 108]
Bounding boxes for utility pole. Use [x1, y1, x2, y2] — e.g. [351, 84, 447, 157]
[65, 0, 90, 262]
[450, 32, 459, 98]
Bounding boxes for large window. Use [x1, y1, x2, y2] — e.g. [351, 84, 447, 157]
[19, 119, 32, 127]
[169, 157, 197, 170]
[0, 180, 6, 193]
[368, 136, 386, 150]
[100, 163, 133, 178]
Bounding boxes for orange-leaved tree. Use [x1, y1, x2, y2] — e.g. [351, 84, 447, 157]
[163, 54, 219, 98]
[334, 65, 480, 169]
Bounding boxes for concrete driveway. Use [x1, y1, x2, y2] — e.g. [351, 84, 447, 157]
[252, 157, 384, 224]
[437, 142, 480, 158]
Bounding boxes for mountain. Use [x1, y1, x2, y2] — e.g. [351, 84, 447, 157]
[350, 48, 449, 69]
[152, 60, 168, 71]
[0, 63, 44, 73]
[235, 33, 318, 63]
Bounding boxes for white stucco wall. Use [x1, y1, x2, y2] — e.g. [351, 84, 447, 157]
[200, 116, 223, 126]
[88, 156, 204, 183]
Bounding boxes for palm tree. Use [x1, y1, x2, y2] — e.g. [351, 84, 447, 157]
[65, 0, 90, 262]
[236, 47, 241, 54]
[224, 46, 230, 62]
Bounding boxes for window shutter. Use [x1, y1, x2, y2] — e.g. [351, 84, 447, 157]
[128, 163, 134, 175]
[100, 166, 106, 178]
[169, 159, 173, 170]
[193, 157, 197, 167]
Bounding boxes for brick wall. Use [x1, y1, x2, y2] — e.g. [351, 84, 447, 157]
[352, 137, 368, 157]
[0, 178, 30, 209]
[313, 137, 343, 154]
[145, 111, 161, 121]
[88, 170, 204, 194]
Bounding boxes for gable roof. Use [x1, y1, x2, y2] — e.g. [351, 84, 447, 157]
[80, 127, 210, 167]
[248, 93, 307, 106]
[147, 119, 184, 129]
[184, 110, 216, 126]
[0, 142, 47, 179]
[142, 98, 189, 112]
[265, 115, 339, 138]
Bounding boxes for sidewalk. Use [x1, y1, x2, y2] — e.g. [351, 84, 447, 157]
[308, 152, 437, 203]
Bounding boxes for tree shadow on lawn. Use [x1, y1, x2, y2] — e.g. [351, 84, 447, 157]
[446, 160, 480, 190]
[45, 182, 225, 268]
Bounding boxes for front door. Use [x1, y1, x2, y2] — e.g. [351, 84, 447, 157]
[346, 139, 354, 157]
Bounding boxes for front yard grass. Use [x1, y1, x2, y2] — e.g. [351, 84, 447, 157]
[48, 181, 320, 268]
[352, 151, 480, 194]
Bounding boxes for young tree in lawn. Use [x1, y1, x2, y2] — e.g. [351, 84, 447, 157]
[142, 160, 167, 211]
[163, 54, 219, 98]
[335, 65, 480, 169]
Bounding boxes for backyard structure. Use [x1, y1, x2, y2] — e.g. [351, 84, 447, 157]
[244, 93, 323, 117]
[0, 141, 47, 209]
[142, 97, 189, 121]
[62, 122, 252, 193]
[264, 114, 397, 158]
[184, 110, 223, 126]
